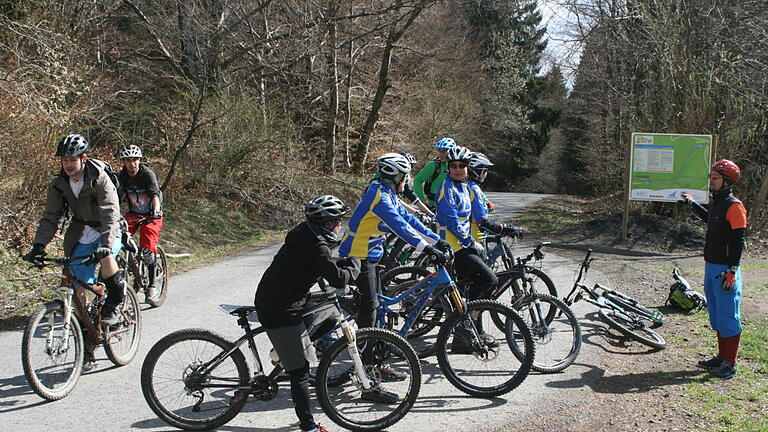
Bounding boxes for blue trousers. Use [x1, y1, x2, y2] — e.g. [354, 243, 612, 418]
[703, 262, 742, 338]
[69, 237, 122, 286]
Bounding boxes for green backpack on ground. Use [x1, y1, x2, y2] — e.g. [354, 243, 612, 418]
[666, 280, 707, 313]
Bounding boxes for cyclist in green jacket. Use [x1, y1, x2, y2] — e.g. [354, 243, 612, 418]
[413, 137, 456, 208]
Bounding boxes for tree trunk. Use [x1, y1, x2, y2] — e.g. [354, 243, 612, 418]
[351, 1, 427, 174]
[749, 164, 768, 232]
[324, 0, 339, 173]
[352, 37, 393, 174]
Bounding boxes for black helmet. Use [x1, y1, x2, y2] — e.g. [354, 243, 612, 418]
[305, 195, 350, 224]
[55, 134, 90, 157]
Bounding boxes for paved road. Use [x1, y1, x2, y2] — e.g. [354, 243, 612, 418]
[0, 192, 602, 431]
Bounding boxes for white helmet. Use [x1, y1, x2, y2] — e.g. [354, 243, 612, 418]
[119, 145, 143, 159]
[305, 195, 349, 224]
[377, 153, 412, 177]
[445, 146, 471, 163]
[468, 152, 494, 177]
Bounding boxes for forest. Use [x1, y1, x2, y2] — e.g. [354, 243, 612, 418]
[1, 0, 767, 254]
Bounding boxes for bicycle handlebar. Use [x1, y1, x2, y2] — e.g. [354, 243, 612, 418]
[30, 254, 97, 268]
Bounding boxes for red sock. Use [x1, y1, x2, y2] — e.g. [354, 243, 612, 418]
[717, 332, 724, 359]
[723, 333, 741, 365]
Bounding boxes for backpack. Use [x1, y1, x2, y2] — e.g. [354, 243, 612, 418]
[88, 158, 121, 192]
[423, 158, 443, 201]
[666, 281, 707, 313]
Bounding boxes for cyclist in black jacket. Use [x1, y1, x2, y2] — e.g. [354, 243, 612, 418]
[254, 195, 360, 432]
[681, 159, 747, 380]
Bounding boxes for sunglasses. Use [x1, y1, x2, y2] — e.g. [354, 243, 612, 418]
[449, 163, 467, 169]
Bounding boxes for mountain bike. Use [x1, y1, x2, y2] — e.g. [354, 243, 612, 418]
[120, 215, 168, 307]
[21, 254, 141, 400]
[487, 242, 581, 373]
[382, 242, 578, 373]
[562, 249, 666, 350]
[141, 289, 421, 431]
[365, 251, 535, 397]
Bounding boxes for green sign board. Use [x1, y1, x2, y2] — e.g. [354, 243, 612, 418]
[629, 133, 712, 203]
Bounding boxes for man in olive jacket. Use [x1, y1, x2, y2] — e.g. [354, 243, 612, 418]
[23, 134, 126, 326]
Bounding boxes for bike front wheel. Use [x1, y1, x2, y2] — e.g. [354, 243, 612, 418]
[145, 245, 169, 307]
[21, 301, 85, 401]
[104, 286, 141, 365]
[436, 299, 534, 398]
[141, 329, 250, 431]
[315, 327, 421, 431]
[512, 294, 581, 373]
[598, 309, 666, 350]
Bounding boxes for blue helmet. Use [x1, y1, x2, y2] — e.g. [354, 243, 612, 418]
[435, 137, 456, 150]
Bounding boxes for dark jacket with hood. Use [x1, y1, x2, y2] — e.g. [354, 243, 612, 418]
[254, 221, 361, 329]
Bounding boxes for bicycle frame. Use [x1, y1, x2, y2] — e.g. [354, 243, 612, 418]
[376, 266, 462, 333]
[563, 250, 662, 323]
[216, 292, 374, 393]
[39, 256, 131, 354]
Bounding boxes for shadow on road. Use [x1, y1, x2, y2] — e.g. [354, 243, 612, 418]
[545, 362, 706, 394]
[578, 313, 664, 355]
[0, 374, 49, 414]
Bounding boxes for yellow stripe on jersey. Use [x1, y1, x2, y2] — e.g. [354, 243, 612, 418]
[349, 191, 383, 258]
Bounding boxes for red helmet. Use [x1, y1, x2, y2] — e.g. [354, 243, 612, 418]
[711, 159, 741, 183]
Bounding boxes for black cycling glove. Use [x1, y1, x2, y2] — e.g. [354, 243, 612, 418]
[423, 245, 447, 265]
[22, 243, 46, 263]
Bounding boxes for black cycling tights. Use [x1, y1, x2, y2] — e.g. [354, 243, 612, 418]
[287, 362, 316, 431]
[455, 248, 498, 300]
[356, 260, 380, 329]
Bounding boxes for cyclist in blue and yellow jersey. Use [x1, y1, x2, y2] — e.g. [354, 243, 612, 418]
[413, 137, 456, 208]
[371, 152, 435, 218]
[466, 152, 521, 243]
[340, 153, 449, 329]
[436, 146, 498, 300]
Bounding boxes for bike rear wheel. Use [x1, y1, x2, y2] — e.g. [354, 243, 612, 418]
[598, 309, 666, 350]
[141, 329, 250, 430]
[145, 245, 169, 307]
[315, 328, 421, 431]
[512, 294, 581, 373]
[436, 300, 534, 398]
[104, 286, 141, 365]
[21, 301, 85, 401]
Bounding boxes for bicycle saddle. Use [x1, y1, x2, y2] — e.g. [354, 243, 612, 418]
[218, 304, 259, 322]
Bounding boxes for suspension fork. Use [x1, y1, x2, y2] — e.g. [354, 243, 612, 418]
[51, 289, 75, 353]
[339, 319, 373, 390]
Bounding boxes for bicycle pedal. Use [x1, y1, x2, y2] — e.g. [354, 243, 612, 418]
[229, 390, 248, 405]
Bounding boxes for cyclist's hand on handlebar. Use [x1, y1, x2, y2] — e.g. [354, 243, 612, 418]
[94, 247, 113, 261]
[423, 245, 447, 265]
[435, 239, 452, 253]
[152, 210, 163, 219]
[503, 225, 523, 238]
[337, 256, 361, 271]
[469, 240, 485, 257]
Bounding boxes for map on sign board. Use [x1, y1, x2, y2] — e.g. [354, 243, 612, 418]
[629, 133, 712, 203]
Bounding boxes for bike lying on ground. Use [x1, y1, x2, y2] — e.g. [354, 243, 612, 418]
[141, 288, 421, 431]
[21, 254, 141, 400]
[120, 216, 169, 307]
[562, 249, 666, 350]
